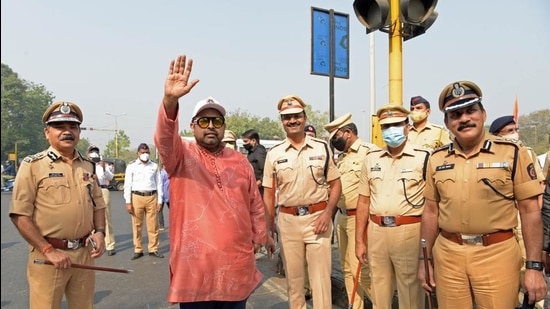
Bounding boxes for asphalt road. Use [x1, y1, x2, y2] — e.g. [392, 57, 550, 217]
[1, 190, 349, 309]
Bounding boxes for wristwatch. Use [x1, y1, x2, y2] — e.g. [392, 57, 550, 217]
[525, 260, 543, 271]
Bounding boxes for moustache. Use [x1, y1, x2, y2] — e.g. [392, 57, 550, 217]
[60, 135, 75, 141]
[457, 123, 476, 131]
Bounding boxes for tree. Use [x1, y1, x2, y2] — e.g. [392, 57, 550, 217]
[1, 64, 54, 162]
[518, 109, 550, 155]
[103, 130, 132, 161]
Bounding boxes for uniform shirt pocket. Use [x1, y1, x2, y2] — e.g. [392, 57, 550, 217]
[39, 178, 71, 204]
[476, 168, 513, 201]
[433, 170, 456, 198]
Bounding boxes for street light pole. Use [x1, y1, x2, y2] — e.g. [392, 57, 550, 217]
[105, 112, 127, 158]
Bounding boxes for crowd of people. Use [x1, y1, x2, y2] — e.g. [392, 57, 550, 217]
[6, 53, 550, 309]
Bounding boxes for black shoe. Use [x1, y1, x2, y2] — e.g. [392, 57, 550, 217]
[107, 250, 116, 256]
[131, 252, 144, 260]
[149, 251, 164, 258]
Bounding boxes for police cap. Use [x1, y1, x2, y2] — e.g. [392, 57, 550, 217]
[277, 95, 306, 115]
[438, 81, 482, 113]
[489, 115, 515, 134]
[324, 113, 353, 140]
[376, 104, 409, 125]
[42, 101, 83, 124]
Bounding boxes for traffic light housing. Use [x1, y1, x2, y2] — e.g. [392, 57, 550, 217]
[352, 0, 437, 40]
[399, 0, 438, 25]
[353, 0, 390, 34]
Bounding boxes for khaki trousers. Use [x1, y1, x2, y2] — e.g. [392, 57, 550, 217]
[101, 188, 116, 251]
[278, 211, 333, 309]
[433, 235, 522, 308]
[336, 212, 372, 308]
[28, 246, 94, 309]
[368, 221, 424, 309]
[131, 194, 159, 253]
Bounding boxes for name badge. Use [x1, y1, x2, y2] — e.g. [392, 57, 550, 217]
[435, 164, 454, 171]
[49, 173, 63, 178]
[277, 159, 288, 164]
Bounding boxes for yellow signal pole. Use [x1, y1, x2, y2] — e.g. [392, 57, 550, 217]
[389, 0, 403, 106]
[373, 0, 404, 147]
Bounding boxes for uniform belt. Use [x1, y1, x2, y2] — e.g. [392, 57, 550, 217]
[45, 236, 87, 250]
[369, 214, 421, 227]
[440, 229, 514, 246]
[280, 201, 327, 216]
[132, 190, 157, 196]
[100, 185, 109, 189]
[339, 208, 357, 216]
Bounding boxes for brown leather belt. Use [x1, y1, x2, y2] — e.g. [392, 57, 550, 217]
[45, 236, 87, 250]
[132, 190, 157, 196]
[340, 208, 357, 216]
[440, 229, 514, 246]
[370, 214, 421, 227]
[280, 201, 327, 216]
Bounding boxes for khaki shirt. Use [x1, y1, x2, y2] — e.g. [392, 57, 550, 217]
[408, 122, 451, 150]
[337, 138, 377, 210]
[263, 136, 340, 206]
[424, 132, 543, 234]
[9, 147, 106, 239]
[358, 142, 429, 216]
[544, 150, 550, 182]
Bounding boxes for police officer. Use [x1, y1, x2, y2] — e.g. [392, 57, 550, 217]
[222, 129, 238, 150]
[263, 95, 342, 309]
[489, 115, 546, 308]
[408, 95, 451, 150]
[87, 145, 117, 256]
[325, 113, 377, 308]
[355, 104, 429, 309]
[418, 81, 547, 308]
[9, 101, 106, 309]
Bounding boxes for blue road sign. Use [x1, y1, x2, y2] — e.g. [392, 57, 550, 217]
[311, 7, 349, 79]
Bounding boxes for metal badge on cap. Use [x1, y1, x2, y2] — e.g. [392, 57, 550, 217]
[60, 102, 71, 114]
[451, 83, 465, 98]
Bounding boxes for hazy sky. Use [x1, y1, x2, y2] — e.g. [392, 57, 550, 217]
[2, 0, 549, 151]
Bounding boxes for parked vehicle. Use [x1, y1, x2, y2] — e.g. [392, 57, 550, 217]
[101, 158, 126, 191]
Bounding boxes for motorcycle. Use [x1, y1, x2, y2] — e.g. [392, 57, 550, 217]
[2, 178, 14, 192]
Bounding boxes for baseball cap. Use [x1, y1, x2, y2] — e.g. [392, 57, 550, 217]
[192, 97, 226, 118]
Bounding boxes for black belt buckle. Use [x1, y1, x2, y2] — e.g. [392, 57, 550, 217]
[67, 239, 82, 250]
[296, 206, 309, 216]
[381, 216, 396, 227]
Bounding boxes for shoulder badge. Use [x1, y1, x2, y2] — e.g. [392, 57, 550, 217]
[23, 151, 47, 163]
[432, 143, 451, 155]
[432, 123, 444, 129]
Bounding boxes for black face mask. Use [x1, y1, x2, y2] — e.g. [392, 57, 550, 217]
[91, 157, 100, 163]
[243, 143, 253, 152]
[331, 136, 347, 152]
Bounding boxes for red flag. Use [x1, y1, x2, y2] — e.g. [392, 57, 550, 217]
[513, 96, 519, 125]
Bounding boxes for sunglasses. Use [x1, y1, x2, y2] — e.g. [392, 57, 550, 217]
[194, 116, 225, 129]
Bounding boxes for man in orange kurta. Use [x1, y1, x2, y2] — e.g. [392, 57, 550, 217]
[154, 54, 266, 308]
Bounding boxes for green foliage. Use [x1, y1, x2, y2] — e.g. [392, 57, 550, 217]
[103, 130, 132, 161]
[1, 63, 53, 162]
[518, 109, 550, 155]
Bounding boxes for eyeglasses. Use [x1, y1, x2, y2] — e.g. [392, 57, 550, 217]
[194, 117, 225, 129]
[499, 128, 520, 134]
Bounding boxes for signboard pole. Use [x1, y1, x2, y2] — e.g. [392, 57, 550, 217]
[329, 9, 335, 122]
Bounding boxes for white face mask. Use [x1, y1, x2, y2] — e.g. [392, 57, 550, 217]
[502, 132, 519, 142]
[139, 153, 150, 162]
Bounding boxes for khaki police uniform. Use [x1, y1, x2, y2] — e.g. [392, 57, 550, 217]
[359, 143, 429, 309]
[325, 113, 376, 308]
[357, 104, 428, 309]
[264, 94, 341, 309]
[425, 134, 542, 308]
[408, 122, 451, 150]
[424, 80, 545, 308]
[8, 101, 106, 309]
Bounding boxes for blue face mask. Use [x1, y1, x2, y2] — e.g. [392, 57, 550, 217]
[382, 125, 406, 148]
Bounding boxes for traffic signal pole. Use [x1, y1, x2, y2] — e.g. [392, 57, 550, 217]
[388, 0, 403, 106]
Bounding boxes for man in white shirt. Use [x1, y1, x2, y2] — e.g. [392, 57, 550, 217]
[123, 143, 164, 260]
[87, 145, 116, 256]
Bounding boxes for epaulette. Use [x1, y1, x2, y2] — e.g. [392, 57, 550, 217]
[22, 151, 47, 163]
[493, 136, 520, 149]
[432, 123, 445, 129]
[413, 147, 431, 156]
[268, 140, 286, 151]
[367, 148, 384, 154]
[432, 143, 451, 155]
[309, 137, 329, 146]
